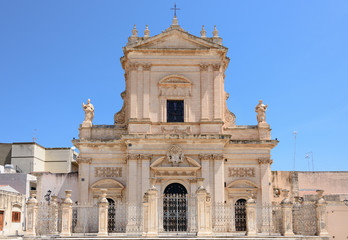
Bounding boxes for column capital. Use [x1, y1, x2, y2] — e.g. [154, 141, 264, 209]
[128, 63, 138, 71]
[212, 64, 221, 71]
[143, 64, 152, 71]
[200, 64, 209, 71]
[76, 157, 92, 164]
[199, 153, 223, 160]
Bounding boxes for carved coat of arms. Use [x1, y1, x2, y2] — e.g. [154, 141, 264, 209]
[167, 145, 185, 165]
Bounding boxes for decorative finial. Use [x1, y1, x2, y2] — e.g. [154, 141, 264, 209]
[200, 25, 207, 38]
[213, 25, 219, 37]
[144, 25, 150, 38]
[132, 24, 138, 37]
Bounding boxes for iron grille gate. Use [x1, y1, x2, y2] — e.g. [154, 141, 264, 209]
[163, 193, 187, 232]
[235, 199, 246, 231]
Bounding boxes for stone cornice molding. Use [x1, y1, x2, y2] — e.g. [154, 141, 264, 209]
[258, 158, 273, 165]
[127, 154, 153, 161]
[199, 153, 224, 160]
[76, 157, 92, 164]
[199, 64, 208, 72]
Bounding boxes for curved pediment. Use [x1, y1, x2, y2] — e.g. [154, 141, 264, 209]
[159, 75, 192, 86]
[227, 179, 258, 189]
[91, 178, 124, 190]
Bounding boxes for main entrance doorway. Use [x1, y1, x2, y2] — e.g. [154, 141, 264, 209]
[163, 183, 187, 232]
[107, 198, 116, 232]
[235, 199, 246, 231]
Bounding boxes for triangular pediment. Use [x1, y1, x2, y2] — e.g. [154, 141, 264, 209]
[128, 29, 226, 50]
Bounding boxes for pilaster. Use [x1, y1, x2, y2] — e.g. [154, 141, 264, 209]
[259, 157, 273, 232]
[129, 63, 138, 120]
[200, 64, 209, 121]
[137, 64, 144, 119]
[77, 157, 92, 204]
[213, 154, 224, 203]
[213, 64, 222, 121]
[143, 64, 151, 120]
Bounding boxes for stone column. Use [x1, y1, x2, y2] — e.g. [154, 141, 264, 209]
[49, 195, 59, 235]
[316, 190, 329, 236]
[258, 158, 273, 232]
[200, 64, 209, 121]
[141, 155, 151, 200]
[196, 186, 212, 236]
[281, 190, 294, 236]
[246, 195, 257, 236]
[142, 186, 158, 237]
[213, 154, 224, 203]
[143, 64, 151, 120]
[98, 189, 108, 236]
[25, 190, 38, 236]
[60, 190, 73, 237]
[213, 64, 222, 121]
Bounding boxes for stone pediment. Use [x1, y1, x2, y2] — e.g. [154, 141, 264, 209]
[226, 180, 258, 198]
[91, 179, 124, 198]
[129, 29, 226, 50]
[150, 146, 201, 178]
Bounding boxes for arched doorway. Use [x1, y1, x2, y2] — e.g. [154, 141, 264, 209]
[163, 183, 188, 232]
[107, 198, 116, 232]
[235, 199, 246, 231]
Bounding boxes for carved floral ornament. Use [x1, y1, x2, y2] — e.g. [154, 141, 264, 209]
[198, 153, 224, 160]
[229, 168, 255, 178]
[258, 158, 273, 165]
[127, 63, 151, 72]
[126, 154, 153, 161]
[95, 167, 122, 178]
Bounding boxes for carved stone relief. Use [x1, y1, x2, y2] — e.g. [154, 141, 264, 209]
[167, 145, 185, 165]
[199, 154, 224, 160]
[229, 168, 255, 178]
[95, 167, 122, 178]
[199, 64, 208, 71]
[258, 158, 273, 165]
[161, 126, 191, 134]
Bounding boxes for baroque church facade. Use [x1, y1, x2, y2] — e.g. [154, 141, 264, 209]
[73, 16, 278, 234]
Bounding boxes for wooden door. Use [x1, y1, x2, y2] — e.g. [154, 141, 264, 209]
[0, 211, 4, 231]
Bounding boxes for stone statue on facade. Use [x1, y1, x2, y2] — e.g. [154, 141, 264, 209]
[82, 99, 94, 127]
[255, 100, 267, 124]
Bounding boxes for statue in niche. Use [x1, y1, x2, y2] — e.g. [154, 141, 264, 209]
[255, 100, 267, 123]
[82, 99, 94, 127]
[167, 145, 184, 166]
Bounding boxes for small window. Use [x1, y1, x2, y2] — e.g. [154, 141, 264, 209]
[12, 211, 21, 222]
[167, 100, 184, 122]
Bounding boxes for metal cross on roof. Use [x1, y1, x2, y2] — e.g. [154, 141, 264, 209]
[170, 3, 180, 17]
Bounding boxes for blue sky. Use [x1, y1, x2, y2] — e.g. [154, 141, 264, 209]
[0, 1, 347, 171]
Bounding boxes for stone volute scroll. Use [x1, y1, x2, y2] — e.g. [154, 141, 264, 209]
[82, 99, 94, 127]
[114, 91, 126, 124]
[224, 93, 236, 128]
[255, 100, 268, 124]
